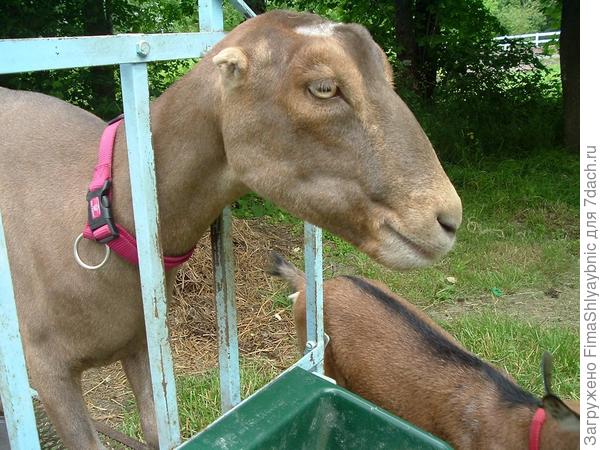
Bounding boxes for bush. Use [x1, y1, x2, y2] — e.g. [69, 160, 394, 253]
[418, 40, 562, 162]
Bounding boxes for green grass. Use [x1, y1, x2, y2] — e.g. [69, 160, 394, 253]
[441, 313, 580, 400]
[271, 291, 294, 311]
[119, 358, 280, 441]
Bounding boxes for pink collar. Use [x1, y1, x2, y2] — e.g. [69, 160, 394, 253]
[82, 117, 194, 269]
[529, 408, 546, 450]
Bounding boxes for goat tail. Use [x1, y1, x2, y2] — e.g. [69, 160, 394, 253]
[267, 252, 306, 292]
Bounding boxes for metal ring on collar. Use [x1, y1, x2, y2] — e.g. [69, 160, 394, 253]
[73, 233, 110, 270]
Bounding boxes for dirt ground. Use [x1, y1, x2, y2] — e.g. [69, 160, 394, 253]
[427, 283, 579, 329]
[34, 217, 578, 448]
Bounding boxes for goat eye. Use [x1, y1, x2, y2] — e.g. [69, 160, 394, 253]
[308, 79, 338, 99]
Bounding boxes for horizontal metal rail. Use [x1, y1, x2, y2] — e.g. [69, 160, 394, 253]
[0, 32, 225, 74]
[495, 30, 560, 49]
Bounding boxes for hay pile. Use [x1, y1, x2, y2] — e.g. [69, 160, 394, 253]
[169, 218, 302, 372]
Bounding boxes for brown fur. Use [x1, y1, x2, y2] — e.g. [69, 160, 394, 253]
[272, 257, 579, 450]
[0, 11, 461, 448]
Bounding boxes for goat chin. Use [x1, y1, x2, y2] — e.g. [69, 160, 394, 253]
[373, 236, 439, 270]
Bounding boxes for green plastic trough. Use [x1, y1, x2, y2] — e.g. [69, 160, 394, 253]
[180, 367, 452, 450]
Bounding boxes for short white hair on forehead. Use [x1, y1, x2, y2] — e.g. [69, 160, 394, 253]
[295, 22, 338, 37]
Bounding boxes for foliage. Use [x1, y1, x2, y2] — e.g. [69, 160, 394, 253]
[232, 192, 295, 224]
[425, 1, 562, 158]
[420, 41, 562, 161]
[483, 0, 561, 34]
[484, 0, 545, 34]
[1, 0, 564, 156]
[428, 1, 562, 158]
[402, 1, 557, 158]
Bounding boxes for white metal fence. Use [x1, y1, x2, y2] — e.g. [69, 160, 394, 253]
[495, 30, 560, 50]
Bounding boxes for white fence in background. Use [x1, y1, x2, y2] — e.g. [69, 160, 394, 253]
[496, 31, 560, 50]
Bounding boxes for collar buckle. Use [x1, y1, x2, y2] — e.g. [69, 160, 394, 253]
[86, 179, 119, 244]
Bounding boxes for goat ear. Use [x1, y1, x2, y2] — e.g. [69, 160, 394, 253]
[288, 292, 300, 305]
[540, 351, 579, 432]
[543, 394, 580, 432]
[212, 47, 248, 88]
[541, 351, 554, 396]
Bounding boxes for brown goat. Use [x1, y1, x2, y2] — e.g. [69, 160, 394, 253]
[270, 255, 579, 450]
[0, 10, 462, 448]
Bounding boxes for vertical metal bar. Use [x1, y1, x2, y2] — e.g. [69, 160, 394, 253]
[120, 62, 181, 449]
[0, 211, 41, 450]
[211, 207, 241, 412]
[198, 0, 224, 32]
[304, 223, 324, 374]
[198, 0, 240, 416]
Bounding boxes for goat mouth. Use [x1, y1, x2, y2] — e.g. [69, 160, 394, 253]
[383, 222, 437, 261]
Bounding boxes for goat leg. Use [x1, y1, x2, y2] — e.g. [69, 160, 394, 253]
[31, 363, 106, 450]
[122, 345, 159, 449]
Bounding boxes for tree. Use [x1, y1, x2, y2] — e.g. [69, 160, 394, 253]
[560, 0, 579, 153]
[394, 0, 506, 101]
[245, 0, 266, 14]
[3, 0, 565, 157]
[0, 0, 120, 118]
[394, 0, 439, 99]
[82, 0, 118, 118]
[394, 0, 418, 91]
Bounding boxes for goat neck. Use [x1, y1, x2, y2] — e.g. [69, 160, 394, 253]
[109, 61, 248, 258]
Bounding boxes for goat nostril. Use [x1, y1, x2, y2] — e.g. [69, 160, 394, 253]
[437, 216, 458, 236]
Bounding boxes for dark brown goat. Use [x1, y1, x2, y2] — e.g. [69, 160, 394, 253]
[270, 255, 579, 450]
